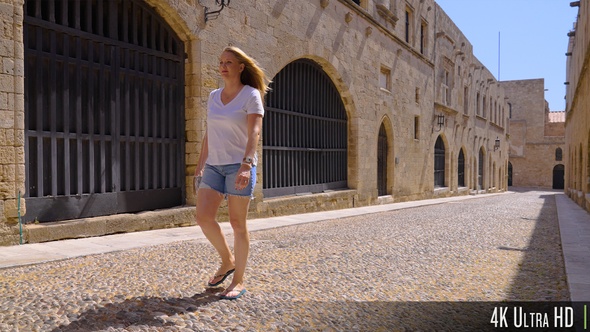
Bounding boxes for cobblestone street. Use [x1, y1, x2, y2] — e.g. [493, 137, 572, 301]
[0, 190, 573, 331]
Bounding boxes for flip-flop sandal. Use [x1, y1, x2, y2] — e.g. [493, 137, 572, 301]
[207, 268, 235, 287]
[220, 288, 247, 300]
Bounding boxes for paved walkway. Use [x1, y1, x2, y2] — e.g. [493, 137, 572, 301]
[1, 189, 589, 302]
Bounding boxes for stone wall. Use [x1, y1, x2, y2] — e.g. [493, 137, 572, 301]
[503, 79, 565, 189]
[0, 0, 25, 245]
[0, 0, 509, 244]
[565, 0, 590, 209]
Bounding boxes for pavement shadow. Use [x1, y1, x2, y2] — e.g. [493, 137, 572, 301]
[505, 191, 570, 301]
[50, 288, 223, 331]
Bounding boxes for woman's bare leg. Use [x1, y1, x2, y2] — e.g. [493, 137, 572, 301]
[195, 188, 235, 284]
[221, 195, 251, 296]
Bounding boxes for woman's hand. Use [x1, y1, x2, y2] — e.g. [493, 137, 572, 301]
[235, 164, 252, 190]
[195, 167, 204, 177]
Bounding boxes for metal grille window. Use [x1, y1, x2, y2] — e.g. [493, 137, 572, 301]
[24, 0, 185, 222]
[434, 136, 445, 187]
[458, 149, 465, 187]
[263, 59, 348, 197]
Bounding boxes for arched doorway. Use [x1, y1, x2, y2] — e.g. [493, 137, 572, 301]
[553, 164, 565, 189]
[458, 149, 465, 187]
[434, 136, 445, 187]
[23, 0, 186, 222]
[508, 162, 513, 186]
[377, 123, 388, 196]
[263, 59, 348, 197]
[478, 148, 485, 190]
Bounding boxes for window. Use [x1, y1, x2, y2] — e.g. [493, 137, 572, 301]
[556, 148, 563, 161]
[495, 101, 498, 123]
[508, 102, 512, 118]
[420, 20, 427, 54]
[463, 86, 469, 114]
[405, 7, 413, 44]
[476, 92, 481, 116]
[263, 59, 348, 197]
[415, 87, 420, 104]
[414, 116, 420, 139]
[442, 70, 450, 105]
[379, 66, 391, 91]
[482, 96, 487, 118]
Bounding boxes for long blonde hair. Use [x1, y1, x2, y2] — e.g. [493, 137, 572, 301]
[223, 46, 271, 98]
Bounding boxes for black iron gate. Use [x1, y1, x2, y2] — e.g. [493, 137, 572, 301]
[263, 59, 348, 197]
[458, 149, 465, 187]
[434, 136, 445, 187]
[377, 123, 388, 196]
[24, 0, 185, 222]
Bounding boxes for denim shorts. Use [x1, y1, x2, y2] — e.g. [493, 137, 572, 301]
[199, 163, 256, 198]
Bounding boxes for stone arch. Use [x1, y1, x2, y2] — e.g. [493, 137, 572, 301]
[478, 146, 486, 190]
[23, 0, 191, 221]
[262, 58, 348, 197]
[434, 134, 449, 188]
[268, 55, 359, 189]
[377, 116, 394, 196]
[458, 146, 466, 188]
[140, 0, 206, 205]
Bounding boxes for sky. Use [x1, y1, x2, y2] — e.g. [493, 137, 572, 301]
[435, 0, 579, 111]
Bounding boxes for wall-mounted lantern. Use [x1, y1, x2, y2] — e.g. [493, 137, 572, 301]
[493, 137, 500, 151]
[435, 114, 445, 131]
[205, 0, 231, 23]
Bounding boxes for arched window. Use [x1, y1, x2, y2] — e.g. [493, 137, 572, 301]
[434, 136, 445, 187]
[24, 0, 185, 222]
[263, 59, 348, 197]
[458, 149, 465, 187]
[555, 147, 563, 161]
[377, 123, 388, 196]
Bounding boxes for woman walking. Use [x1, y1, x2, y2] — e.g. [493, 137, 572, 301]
[194, 46, 269, 300]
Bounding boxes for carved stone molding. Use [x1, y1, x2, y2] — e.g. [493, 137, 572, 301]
[376, 4, 398, 28]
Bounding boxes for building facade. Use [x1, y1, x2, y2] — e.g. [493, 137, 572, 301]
[565, 0, 590, 210]
[503, 79, 565, 189]
[0, 0, 508, 245]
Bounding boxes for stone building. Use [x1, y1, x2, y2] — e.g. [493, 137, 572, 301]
[0, 0, 508, 245]
[565, 0, 590, 211]
[502, 79, 565, 189]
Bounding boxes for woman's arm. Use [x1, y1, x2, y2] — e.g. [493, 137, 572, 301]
[195, 130, 209, 177]
[235, 114, 262, 190]
[243, 114, 263, 162]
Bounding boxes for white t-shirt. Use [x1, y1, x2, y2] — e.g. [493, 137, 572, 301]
[206, 85, 264, 166]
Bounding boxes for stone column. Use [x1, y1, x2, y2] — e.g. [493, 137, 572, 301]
[0, 0, 25, 245]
